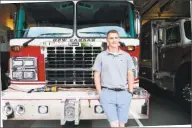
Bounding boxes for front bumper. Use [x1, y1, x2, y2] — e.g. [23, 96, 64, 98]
[1, 86, 150, 125]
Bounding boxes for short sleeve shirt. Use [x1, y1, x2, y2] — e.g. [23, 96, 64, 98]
[92, 49, 135, 89]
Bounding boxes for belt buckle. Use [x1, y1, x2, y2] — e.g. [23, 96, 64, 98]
[114, 88, 122, 91]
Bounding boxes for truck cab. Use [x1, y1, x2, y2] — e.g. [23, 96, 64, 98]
[139, 18, 191, 110]
[1, 1, 150, 127]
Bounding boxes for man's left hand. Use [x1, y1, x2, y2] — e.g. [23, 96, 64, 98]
[128, 89, 134, 96]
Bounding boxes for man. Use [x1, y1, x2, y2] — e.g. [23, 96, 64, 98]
[93, 30, 135, 127]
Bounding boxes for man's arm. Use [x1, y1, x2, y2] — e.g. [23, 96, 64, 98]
[92, 54, 102, 96]
[128, 70, 134, 93]
[94, 72, 102, 95]
[127, 54, 135, 94]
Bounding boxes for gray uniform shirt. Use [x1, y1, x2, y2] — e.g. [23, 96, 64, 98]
[93, 49, 135, 89]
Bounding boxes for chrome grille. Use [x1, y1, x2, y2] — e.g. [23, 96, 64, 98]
[45, 47, 101, 87]
[46, 70, 94, 87]
[46, 47, 101, 68]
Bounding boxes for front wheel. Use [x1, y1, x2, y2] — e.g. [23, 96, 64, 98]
[182, 81, 192, 103]
[175, 72, 191, 113]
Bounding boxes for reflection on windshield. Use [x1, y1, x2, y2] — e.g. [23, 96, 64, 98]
[76, 1, 135, 38]
[15, 2, 74, 38]
[23, 27, 73, 37]
[77, 26, 130, 37]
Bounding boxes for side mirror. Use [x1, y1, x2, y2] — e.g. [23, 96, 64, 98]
[134, 10, 141, 38]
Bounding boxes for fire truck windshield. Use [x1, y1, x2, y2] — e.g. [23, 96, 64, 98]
[23, 27, 73, 37]
[15, 1, 74, 38]
[15, 1, 135, 38]
[76, 1, 135, 38]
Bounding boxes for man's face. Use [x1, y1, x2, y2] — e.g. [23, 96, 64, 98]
[106, 33, 120, 48]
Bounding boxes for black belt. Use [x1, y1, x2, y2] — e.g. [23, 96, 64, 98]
[101, 86, 126, 91]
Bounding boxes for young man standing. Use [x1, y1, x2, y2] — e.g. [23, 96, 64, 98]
[93, 30, 135, 127]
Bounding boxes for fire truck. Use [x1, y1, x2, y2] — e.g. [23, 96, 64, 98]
[139, 18, 191, 110]
[1, 1, 150, 127]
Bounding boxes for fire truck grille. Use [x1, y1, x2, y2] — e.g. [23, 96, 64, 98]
[46, 47, 101, 68]
[46, 70, 94, 86]
[45, 47, 101, 87]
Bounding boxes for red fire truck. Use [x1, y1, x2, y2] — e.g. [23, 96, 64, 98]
[1, 1, 150, 127]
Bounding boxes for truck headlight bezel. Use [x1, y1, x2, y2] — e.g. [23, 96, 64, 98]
[10, 57, 38, 80]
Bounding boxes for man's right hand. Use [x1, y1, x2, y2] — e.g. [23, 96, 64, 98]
[98, 90, 101, 97]
[94, 71, 101, 101]
[97, 90, 102, 101]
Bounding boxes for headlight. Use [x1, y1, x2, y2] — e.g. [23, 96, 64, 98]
[24, 60, 34, 66]
[12, 71, 23, 79]
[11, 57, 37, 67]
[10, 57, 38, 80]
[12, 60, 23, 67]
[24, 71, 35, 79]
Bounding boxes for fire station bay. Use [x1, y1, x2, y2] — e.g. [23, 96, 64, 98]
[0, 0, 191, 127]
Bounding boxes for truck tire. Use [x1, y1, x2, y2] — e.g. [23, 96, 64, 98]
[175, 63, 191, 113]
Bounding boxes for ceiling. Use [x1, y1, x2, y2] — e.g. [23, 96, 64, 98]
[133, 0, 190, 21]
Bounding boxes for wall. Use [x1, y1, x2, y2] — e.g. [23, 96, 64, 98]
[0, 4, 17, 30]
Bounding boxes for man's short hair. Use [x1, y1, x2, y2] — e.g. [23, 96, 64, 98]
[106, 30, 119, 37]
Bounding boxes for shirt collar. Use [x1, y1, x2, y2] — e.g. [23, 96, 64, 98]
[105, 47, 124, 55]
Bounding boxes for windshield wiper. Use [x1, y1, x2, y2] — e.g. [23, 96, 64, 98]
[23, 37, 36, 47]
[22, 33, 71, 47]
[79, 32, 106, 37]
[39, 33, 71, 36]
